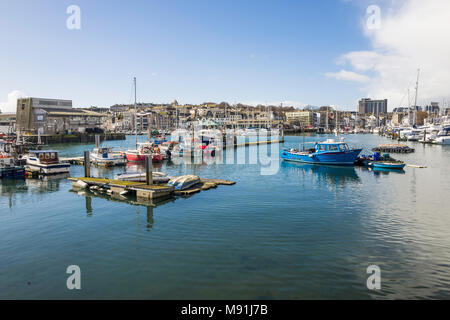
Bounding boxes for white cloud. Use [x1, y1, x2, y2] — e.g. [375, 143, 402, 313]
[329, 0, 450, 109]
[325, 70, 371, 83]
[0, 90, 26, 113]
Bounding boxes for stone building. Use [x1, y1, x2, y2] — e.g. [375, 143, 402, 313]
[16, 97, 104, 134]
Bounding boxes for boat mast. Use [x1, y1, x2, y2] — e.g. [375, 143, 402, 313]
[134, 77, 137, 150]
[413, 68, 420, 126]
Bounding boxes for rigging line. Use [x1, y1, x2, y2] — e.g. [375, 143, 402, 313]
[397, 72, 417, 109]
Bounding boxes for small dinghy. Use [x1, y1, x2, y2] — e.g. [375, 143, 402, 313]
[167, 175, 200, 190]
[369, 161, 406, 170]
[114, 171, 170, 183]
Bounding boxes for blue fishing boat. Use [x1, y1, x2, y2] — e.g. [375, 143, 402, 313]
[281, 139, 362, 166]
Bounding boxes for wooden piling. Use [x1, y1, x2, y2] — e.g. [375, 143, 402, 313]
[83, 151, 90, 177]
[145, 155, 153, 185]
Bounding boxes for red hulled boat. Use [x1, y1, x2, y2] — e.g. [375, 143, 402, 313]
[124, 143, 163, 163]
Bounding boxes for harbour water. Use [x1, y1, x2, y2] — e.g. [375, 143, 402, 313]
[1, 134, 449, 299]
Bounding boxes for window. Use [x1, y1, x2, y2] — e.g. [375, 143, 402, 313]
[37, 115, 44, 121]
[319, 145, 326, 151]
[328, 145, 338, 151]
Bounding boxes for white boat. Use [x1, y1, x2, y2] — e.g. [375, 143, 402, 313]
[90, 147, 126, 166]
[23, 150, 70, 175]
[406, 129, 423, 141]
[167, 175, 200, 190]
[433, 127, 450, 145]
[114, 171, 170, 183]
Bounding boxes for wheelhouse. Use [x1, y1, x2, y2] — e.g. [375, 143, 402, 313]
[28, 150, 60, 164]
[315, 141, 350, 152]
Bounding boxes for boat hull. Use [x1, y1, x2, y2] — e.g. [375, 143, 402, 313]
[25, 163, 70, 175]
[371, 162, 406, 169]
[0, 166, 25, 178]
[125, 152, 163, 163]
[281, 149, 362, 166]
[90, 155, 126, 167]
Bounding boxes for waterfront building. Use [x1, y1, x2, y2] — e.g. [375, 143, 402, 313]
[16, 97, 104, 135]
[357, 98, 388, 115]
[285, 110, 316, 128]
[0, 112, 16, 134]
[425, 102, 440, 115]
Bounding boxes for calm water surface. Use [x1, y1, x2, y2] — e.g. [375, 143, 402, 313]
[1, 134, 449, 299]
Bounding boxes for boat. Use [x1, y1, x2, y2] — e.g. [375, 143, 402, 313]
[114, 171, 170, 183]
[433, 127, 450, 145]
[0, 153, 25, 178]
[124, 77, 164, 163]
[167, 175, 200, 190]
[406, 129, 423, 141]
[125, 142, 164, 163]
[22, 150, 70, 175]
[369, 161, 406, 170]
[90, 147, 126, 166]
[280, 139, 362, 165]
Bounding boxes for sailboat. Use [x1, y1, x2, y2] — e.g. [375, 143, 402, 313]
[124, 77, 163, 163]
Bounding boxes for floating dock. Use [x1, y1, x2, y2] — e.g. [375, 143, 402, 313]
[68, 177, 235, 199]
[372, 144, 415, 153]
[60, 157, 84, 165]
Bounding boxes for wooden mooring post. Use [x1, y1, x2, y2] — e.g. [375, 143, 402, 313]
[145, 155, 153, 185]
[95, 134, 100, 148]
[83, 151, 90, 177]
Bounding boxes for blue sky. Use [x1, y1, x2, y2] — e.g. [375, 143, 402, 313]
[1, 0, 387, 110]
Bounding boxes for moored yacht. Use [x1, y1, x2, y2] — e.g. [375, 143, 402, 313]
[433, 127, 450, 145]
[90, 147, 126, 166]
[125, 142, 163, 163]
[23, 150, 70, 175]
[0, 153, 24, 178]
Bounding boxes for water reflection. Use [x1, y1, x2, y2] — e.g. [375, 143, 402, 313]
[370, 167, 406, 176]
[70, 188, 175, 230]
[1, 174, 69, 207]
[281, 161, 361, 185]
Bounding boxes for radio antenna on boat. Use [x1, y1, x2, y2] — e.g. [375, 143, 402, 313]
[134, 76, 137, 150]
[413, 68, 420, 126]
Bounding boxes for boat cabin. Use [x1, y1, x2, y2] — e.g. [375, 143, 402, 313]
[28, 150, 60, 164]
[93, 147, 112, 158]
[315, 140, 350, 153]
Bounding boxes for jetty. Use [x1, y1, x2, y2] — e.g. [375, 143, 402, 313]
[69, 176, 235, 199]
[224, 138, 285, 149]
[60, 156, 84, 165]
